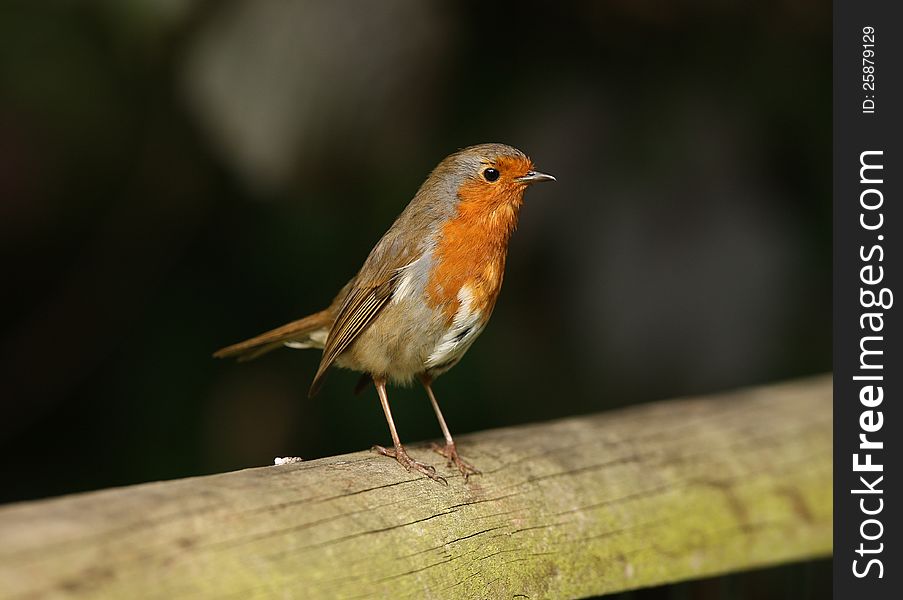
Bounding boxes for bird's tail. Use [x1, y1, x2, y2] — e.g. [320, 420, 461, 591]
[213, 309, 332, 362]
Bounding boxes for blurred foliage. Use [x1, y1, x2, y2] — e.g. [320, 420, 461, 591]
[0, 1, 829, 596]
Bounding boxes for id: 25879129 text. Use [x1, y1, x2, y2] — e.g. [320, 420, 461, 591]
[861, 26, 876, 114]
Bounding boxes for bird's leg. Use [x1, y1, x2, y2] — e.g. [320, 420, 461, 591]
[421, 375, 481, 480]
[371, 376, 446, 484]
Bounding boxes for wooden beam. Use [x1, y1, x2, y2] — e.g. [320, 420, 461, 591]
[0, 375, 832, 598]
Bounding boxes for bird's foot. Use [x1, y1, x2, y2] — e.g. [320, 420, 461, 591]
[432, 442, 481, 481]
[373, 444, 447, 485]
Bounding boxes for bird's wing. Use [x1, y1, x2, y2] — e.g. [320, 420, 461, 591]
[308, 239, 416, 397]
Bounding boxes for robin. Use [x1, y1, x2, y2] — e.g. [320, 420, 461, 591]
[214, 143, 555, 483]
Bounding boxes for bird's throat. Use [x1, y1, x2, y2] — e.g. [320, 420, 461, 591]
[425, 184, 524, 321]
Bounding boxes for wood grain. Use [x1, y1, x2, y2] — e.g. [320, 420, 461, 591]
[0, 375, 832, 599]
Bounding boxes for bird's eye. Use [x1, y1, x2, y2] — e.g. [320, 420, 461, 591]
[483, 168, 500, 182]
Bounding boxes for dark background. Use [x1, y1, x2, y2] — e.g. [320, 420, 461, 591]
[0, 1, 830, 597]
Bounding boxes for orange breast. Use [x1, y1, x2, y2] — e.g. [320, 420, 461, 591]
[426, 178, 523, 323]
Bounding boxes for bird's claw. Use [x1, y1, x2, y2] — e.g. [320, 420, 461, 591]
[372, 444, 447, 485]
[431, 442, 481, 481]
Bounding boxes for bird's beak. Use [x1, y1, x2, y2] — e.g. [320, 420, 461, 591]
[515, 170, 556, 184]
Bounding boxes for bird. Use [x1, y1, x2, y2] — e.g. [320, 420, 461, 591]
[214, 143, 555, 483]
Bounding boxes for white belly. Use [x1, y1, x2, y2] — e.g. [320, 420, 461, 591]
[425, 285, 486, 371]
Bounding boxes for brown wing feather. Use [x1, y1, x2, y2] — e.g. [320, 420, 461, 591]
[308, 275, 398, 396]
[307, 227, 422, 397]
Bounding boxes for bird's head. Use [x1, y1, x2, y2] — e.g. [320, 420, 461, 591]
[447, 143, 555, 211]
